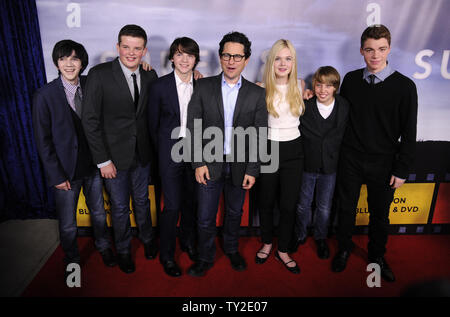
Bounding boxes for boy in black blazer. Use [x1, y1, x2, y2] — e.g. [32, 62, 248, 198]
[82, 25, 158, 274]
[148, 37, 200, 277]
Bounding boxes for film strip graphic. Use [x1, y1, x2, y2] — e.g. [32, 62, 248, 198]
[76, 172, 450, 235]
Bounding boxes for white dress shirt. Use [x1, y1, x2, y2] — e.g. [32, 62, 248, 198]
[174, 71, 194, 138]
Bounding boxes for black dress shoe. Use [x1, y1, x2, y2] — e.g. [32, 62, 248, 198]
[100, 248, 117, 267]
[162, 260, 182, 277]
[315, 239, 330, 259]
[187, 261, 213, 277]
[226, 252, 247, 271]
[255, 246, 272, 264]
[275, 251, 300, 274]
[117, 253, 135, 274]
[144, 240, 158, 260]
[331, 250, 350, 272]
[287, 237, 307, 253]
[369, 257, 396, 282]
[180, 245, 199, 262]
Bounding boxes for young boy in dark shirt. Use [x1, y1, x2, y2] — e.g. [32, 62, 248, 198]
[293, 66, 349, 259]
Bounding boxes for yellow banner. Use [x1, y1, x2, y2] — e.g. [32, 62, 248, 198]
[76, 185, 157, 227]
[355, 183, 434, 225]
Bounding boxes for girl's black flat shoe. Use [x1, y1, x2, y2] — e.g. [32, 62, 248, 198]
[275, 251, 300, 274]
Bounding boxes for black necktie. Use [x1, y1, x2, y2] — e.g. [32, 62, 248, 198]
[74, 87, 82, 118]
[369, 74, 376, 85]
[131, 73, 139, 109]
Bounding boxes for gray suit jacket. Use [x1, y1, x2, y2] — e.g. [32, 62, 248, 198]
[187, 74, 267, 186]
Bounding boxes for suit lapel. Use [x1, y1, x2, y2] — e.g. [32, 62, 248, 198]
[232, 77, 249, 126]
[55, 77, 76, 127]
[168, 72, 181, 120]
[136, 67, 148, 114]
[112, 58, 134, 109]
[214, 74, 224, 121]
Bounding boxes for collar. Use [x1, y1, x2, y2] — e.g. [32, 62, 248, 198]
[221, 73, 242, 89]
[316, 98, 335, 109]
[363, 62, 393, 82]
[174, 71, 193, 86]
[118, 58, 139, 78]
[60, 75, 81, 93]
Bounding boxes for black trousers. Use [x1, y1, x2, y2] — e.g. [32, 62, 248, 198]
[336, 147, 395, 258]
[257, 137, 304, 252]
[159, 161, 197, 262]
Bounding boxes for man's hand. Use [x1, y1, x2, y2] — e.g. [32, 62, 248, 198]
[195, 166, 210, 185]
[194, 70, 204, 80]
[242, 174, 256, 190]
[101, 162, 117, 179]
[141, 61, 152, 71]
[390, 175, 406, 189]
[55, 180, 71, 191]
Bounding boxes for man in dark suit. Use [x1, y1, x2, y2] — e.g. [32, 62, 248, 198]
[32, 40, 116, 273]
[82, 25, 158, 274]
[148, 37, 200, 277]
[186, 32, 268, 277]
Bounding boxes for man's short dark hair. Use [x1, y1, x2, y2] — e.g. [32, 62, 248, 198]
[168, 37, 200, 69]
[118, 24, 147, 47]
[361, 24, 391, 48]
[219, 31, 251, 59]
[52, 39, 89, 74]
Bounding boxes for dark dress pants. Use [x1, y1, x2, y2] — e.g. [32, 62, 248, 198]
[196, 163, 247, 263]
[336, 147, 395, 258]
[257, 137, 304, 252]
[53, 170, 110, 264]
[103, 158, 153, 255]
[159, 161, 197, 262]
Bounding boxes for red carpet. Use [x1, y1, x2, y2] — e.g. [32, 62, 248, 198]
[22, 235, 450, 297]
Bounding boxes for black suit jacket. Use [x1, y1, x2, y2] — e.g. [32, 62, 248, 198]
[148, 71, 196, 176]
[32, 76, 87, 187]
[300, 95, 349, 173]
[187, 74, 268, 187]
[82, 58, 158, 173]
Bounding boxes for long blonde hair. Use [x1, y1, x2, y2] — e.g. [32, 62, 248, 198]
[263, 39, 304, 118]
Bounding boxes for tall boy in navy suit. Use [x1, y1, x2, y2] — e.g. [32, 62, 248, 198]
[148, 37, 200, 277]
[32, 40, 116, 271]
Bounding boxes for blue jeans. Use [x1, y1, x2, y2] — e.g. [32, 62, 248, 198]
[197, 163, 246, 263]
[53, 170, 110, 264]
[295, 172, 336, 241]
[103, 160, 153, 255]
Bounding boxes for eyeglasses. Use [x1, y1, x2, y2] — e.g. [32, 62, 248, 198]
[221, 53, 245, 62]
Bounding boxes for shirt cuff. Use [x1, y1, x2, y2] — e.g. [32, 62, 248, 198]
[97, 160, 112, 168]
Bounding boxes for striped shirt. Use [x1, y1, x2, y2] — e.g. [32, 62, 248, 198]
[60, 75, 81, 112]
